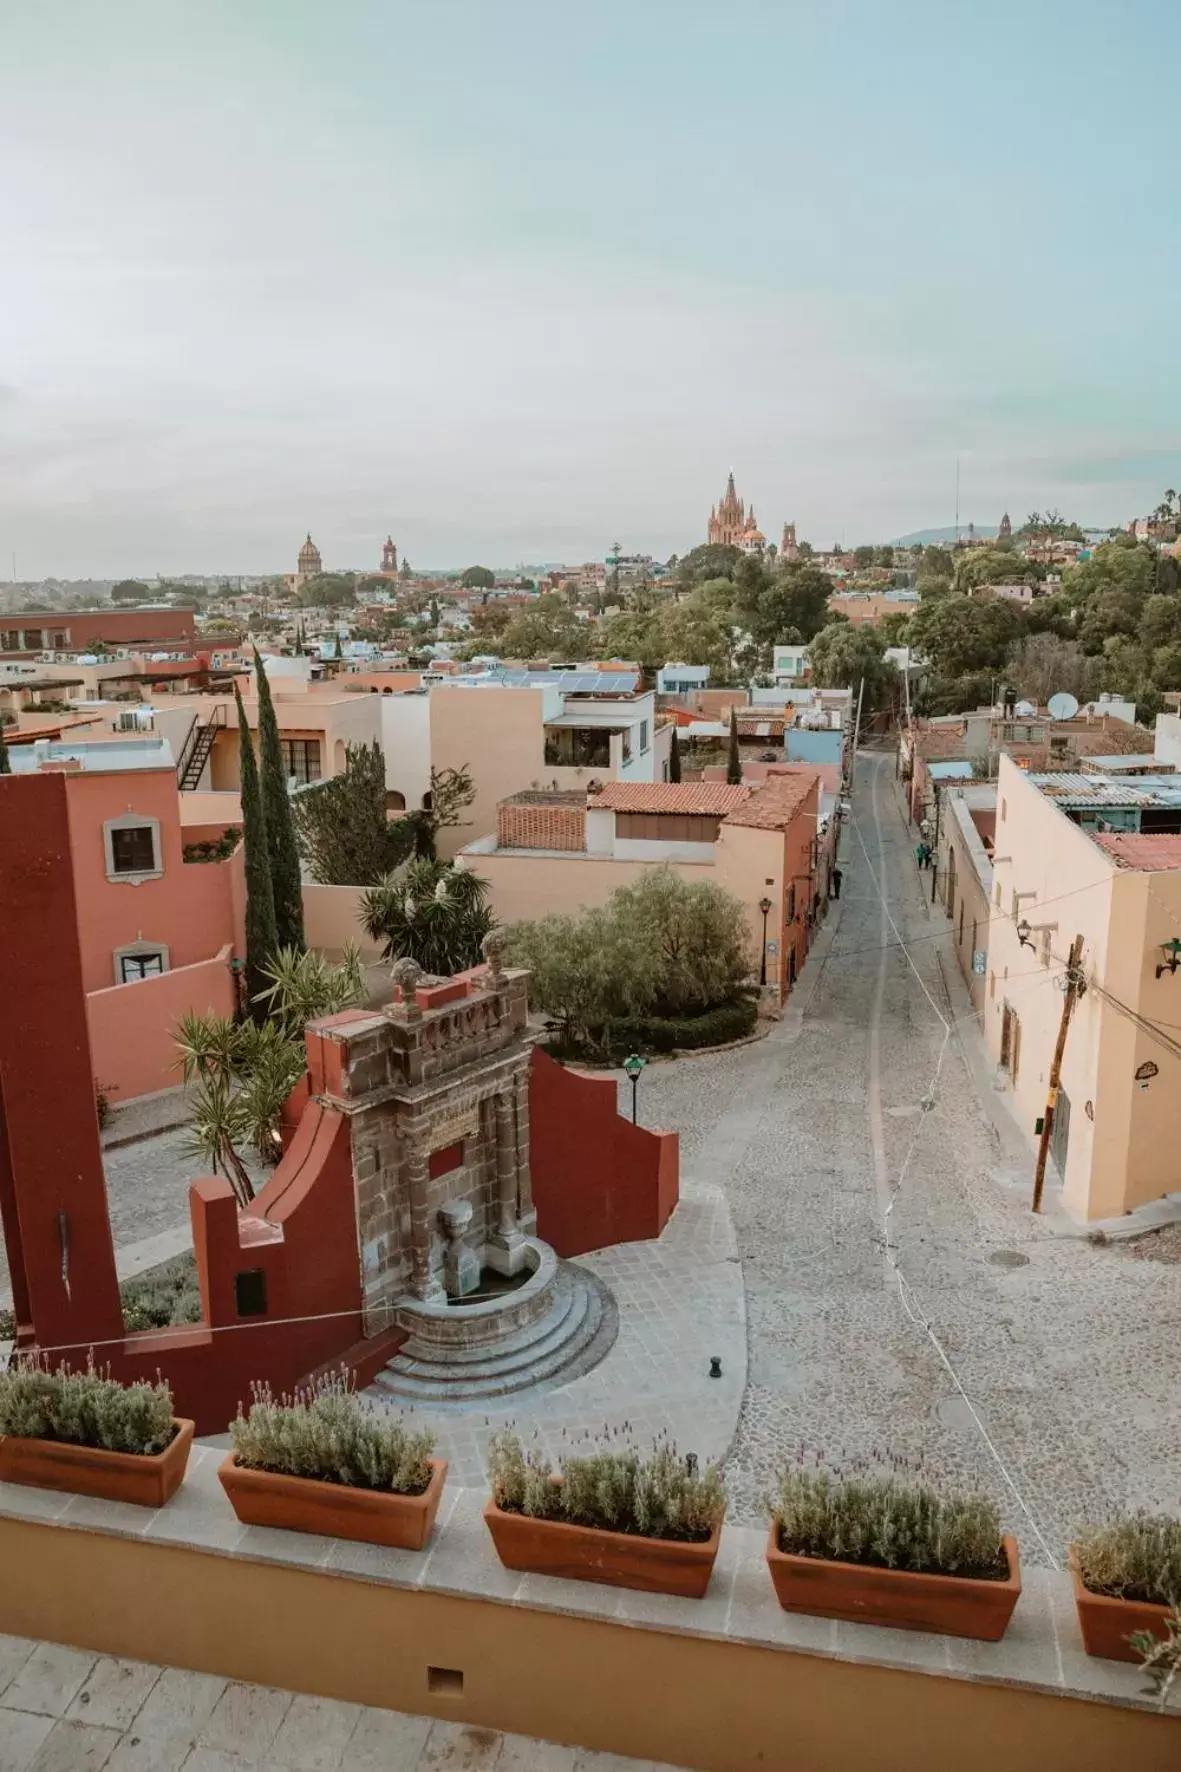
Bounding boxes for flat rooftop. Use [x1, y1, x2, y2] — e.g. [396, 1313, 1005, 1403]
[6, 737, 175, 774]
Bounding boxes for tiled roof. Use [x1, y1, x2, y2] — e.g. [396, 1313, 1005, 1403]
[723, 771, 821, 830]
[591, 782, 751, 815]
[1093, 834, 1181, 872]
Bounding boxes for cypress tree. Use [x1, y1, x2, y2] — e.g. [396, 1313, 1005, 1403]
[726, 707, 742, 785]
[668, 727, 682, 784]
[0, 721, 10, 774]
[235, 683, 278, 1022]
[253, 648, 305, 954]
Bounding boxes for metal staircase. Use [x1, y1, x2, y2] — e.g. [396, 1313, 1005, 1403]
[176, 704, 225, 790]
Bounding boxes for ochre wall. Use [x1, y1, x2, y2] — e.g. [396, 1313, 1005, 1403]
[0, 1520, 1176, 1772]
[301, 883, 386, 961]
[530, 1049, 678, 1255]
[430, 687, 547, 858]
[86, 948, 236, 1102]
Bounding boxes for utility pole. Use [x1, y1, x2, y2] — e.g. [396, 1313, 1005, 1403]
[930, 786, 942, 906]
[850, 675, 865, 790]
[1032, 935, 1085, 1212]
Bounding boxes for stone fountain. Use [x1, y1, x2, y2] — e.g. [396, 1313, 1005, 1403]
[345, 934, 614, 1403]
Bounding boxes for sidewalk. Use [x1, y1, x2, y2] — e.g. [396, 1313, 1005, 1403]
[0, 1634, 684, 1772]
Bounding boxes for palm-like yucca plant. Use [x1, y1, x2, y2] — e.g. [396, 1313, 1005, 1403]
[361, 861, 494, 976]
[253, 944, 365, 1038]
[173, 948, 365, 1206]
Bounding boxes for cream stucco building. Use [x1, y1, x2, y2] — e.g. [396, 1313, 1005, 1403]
[985, 754, 1181, 1220]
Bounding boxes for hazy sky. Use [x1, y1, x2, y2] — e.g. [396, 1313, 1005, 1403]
[2, 0, 1179, 576]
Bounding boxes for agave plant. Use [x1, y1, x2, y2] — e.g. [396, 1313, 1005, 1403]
[253, 944, 365, 1039]
[360, 860, 494, 976]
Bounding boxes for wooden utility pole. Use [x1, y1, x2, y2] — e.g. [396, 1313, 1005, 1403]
[1032, 934, 1085, 1212]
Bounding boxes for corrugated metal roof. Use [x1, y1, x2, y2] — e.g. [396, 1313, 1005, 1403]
[1094, 834, 1181, 872]
[592, 782, 751, 815]
[1031, 771, 1181, 808]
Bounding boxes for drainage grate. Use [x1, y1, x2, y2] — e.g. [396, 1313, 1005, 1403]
[987, 1249, 1030, 1270]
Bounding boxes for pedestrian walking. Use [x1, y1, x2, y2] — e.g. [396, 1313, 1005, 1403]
[832, 866, 843, 900]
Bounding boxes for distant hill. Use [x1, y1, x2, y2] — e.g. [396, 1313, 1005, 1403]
[891, 525, 998, 546]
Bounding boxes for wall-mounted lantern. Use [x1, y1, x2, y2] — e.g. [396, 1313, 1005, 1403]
[1016, 918, 1034, 950]
[1156, 939, 1181, 979]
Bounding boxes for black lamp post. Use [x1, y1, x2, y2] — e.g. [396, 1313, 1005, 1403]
[758, 896, 773, 987]
[623, 1052, 647, 1124]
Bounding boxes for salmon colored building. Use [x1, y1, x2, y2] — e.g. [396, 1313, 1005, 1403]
[5, 738, 243, 1103]
[0, 605, 197, 655]
[459, 772, 825, 1003]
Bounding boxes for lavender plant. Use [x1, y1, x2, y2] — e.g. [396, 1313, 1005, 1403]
[1073, 1514, 1181, 1606]
[231, 1373, 434, 1494]
[771, 1453, 1006, 1580]
[0, 1358, 175, 1456]
[487, 1428, 725, 1542]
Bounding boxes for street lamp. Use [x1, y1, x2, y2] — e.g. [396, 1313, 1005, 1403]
[758, 896, 773, 987]
[623, 1052, 647, 1124]
[1156, 938, 1181, 979]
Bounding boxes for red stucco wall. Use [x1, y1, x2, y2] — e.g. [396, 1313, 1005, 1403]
[529, 1049, 678, 1257]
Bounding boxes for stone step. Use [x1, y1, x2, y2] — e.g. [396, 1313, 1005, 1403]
[392, 1277, 590, 1381]
[371, 1266, 615, 1403]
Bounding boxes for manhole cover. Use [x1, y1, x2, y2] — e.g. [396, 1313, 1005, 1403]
[987, 1249, 1030, 1270]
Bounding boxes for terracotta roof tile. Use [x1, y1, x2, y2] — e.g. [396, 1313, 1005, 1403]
[1093, 834, 1181, 872]
[723, 771, 821, 830]
[591, 782, 751, 815]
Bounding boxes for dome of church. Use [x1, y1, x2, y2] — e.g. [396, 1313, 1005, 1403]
[298, 534, 322, 571]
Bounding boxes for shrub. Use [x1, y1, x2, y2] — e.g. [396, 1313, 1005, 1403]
[121, 1253, 203, 1333]
[231, 1374, 435, 1494]
[487, 1430, 725, 1544]
[0, 1308, 15, 1341]
[182, 829, 240, 864]
[0, 1359, 175, 1456]
[607, 997, 757, 1055]
[1073, 1515, 1181, 1606]
[509, 865, 752, 1056]
[772, 1458, 1007, 1581]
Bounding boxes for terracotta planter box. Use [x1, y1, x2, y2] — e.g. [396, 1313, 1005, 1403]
[0, 1419, 194, 1509]
[765, 1526, 1022, 1641]
[1068, 1551, 1174, 1663]
[219, 1454, 447, 1551]
[484, 1499, 722, 1598]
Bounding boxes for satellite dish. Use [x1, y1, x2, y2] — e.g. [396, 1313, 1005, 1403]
[1015, 699, 1037, 717]
[1048, 692, 1079, 721]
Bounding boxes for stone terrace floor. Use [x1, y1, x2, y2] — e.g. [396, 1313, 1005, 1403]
[0, 1635, 686, 1772]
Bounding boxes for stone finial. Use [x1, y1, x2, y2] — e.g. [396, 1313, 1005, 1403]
[390, 956, 424, 1015]
[481, 927, 507, 981]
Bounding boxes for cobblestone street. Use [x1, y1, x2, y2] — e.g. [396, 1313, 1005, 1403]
[627, 750, 1181, 1559]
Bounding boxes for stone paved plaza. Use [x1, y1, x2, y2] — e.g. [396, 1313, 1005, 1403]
[0, 1635, 684, 1772]
[625, 751, 1181, 1558]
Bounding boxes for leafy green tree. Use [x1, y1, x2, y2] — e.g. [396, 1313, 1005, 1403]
[807, 621, 897, 708]
[507, 867, 750, 1056]
[726, 707, 742, 784]
[668, 727, 682, 783]
[297, 573, 356, 608]
[908, 594, 1025, 680]
[1008, 633, 1088, 705]
[853, 545, 875, 570]
[234, 684, 278, 1025]
[111, 579, 151, 602]
[674, 543, 741, 590]
[295, 741, 406, 885]
[953, 548, 1045, 594]
[497, 601, 584, 660]
[1138, 594, 1181, 654]
[874, 545, 895, 569]
[733, 560, 831, 649]
[461, 565, 496, 589]
[361, 860, 494, 974]
[252, 650, 305, 953]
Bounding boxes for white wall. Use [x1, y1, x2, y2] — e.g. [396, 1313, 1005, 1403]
[1154, 712, 1181, 767]
[380, 695, 432, 807]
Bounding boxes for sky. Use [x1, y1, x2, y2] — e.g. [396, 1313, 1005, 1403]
[2, 0, 1180, 577]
